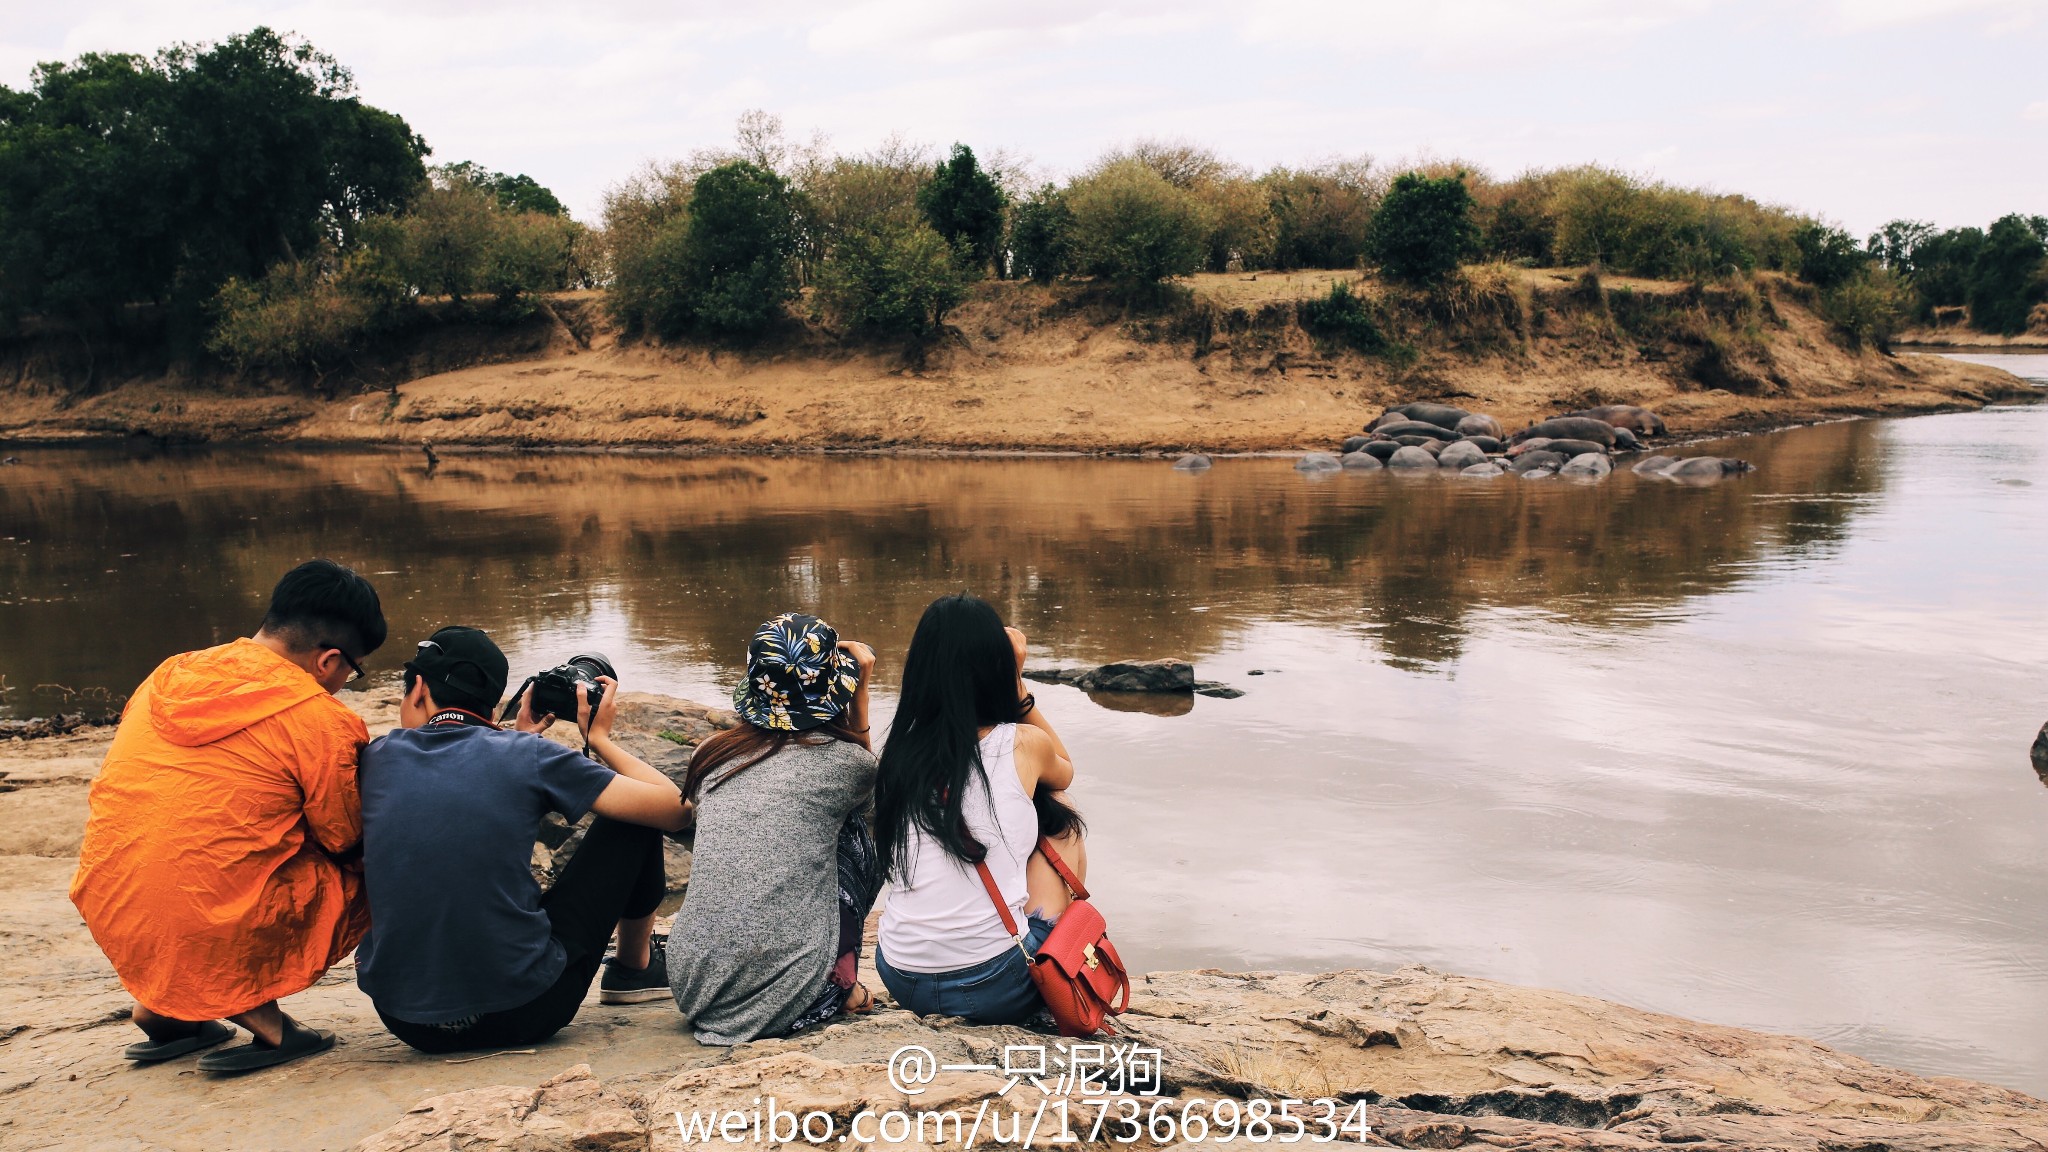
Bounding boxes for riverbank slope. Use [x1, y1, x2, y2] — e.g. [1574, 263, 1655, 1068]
[3, 692, 2046, 1151]
[1, 270, 2035, 453]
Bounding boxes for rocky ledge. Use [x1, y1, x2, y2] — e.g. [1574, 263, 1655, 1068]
[356, 966, 2048, 1151]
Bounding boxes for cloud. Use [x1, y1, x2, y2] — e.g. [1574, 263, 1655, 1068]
[2026, 101, 2048, 120]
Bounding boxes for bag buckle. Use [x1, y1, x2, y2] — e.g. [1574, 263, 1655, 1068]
[1082, 943, 1100, 970]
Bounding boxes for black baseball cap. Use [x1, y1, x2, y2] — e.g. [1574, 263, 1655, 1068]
[403, 626, 510, 715]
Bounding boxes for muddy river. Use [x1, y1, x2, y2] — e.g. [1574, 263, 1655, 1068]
[3, 403, 2046, 1093]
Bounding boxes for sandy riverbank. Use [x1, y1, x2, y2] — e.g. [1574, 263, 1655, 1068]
[1, 272, 2037, 456]
[3, 691, 2047, 1150]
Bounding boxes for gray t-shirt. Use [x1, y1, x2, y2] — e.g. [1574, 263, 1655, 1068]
[667, 736, 876, 1044]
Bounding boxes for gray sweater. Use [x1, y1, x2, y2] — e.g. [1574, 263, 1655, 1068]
[666, 737, 876, 1044]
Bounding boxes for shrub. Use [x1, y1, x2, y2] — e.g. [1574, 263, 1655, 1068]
[1261, 163, 1375, 270]
[207, 250, 398, 378]
[917, 144, 1006, 274]
[1367, 172, 1478, 285]
[1817, 268, 1911, 350]
[359, 179, 578, 306]
[1547, 167, 1798, 280]
[1009, 185, 1076, 282]
[1066, 160, 1212, 289]
[812, 220, 967, 341]
[1297, 280, 1384, 352]
[1192, 176, 1276, 272]
[1794, 222, 1866, 290]
[610, 160, 799, 340]
[1966, 214, 2048, 335]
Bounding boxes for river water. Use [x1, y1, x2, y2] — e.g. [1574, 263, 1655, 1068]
[3, 402, 2047, 1095]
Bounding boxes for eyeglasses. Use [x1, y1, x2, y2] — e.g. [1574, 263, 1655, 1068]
[323, 644, 366, 685]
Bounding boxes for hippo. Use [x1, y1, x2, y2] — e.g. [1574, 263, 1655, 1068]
[1660, 457, 1754, 484]
[1393, 435, 1440, 449]
[1559, 452, 1613, 479]
[1437, 440, 1488, 469]
[1455, 413, 1505, 439]
[1542, 439, 1610, 458]
[1381, 402, 1471, 431]
[1519, 466, 1558, 480]
[1510, 417, 1618, 447]
[1631, 455, 1677, 475]
[1460, 462, 1505, 478]
[1362, 440, 1403, 461]
[1340, 450, 1384, 470]
[1341, 435, 1373, 454]
[1374, 420, 1461, 442]
[1386, 445, 1438, 469]
[1506, 438, 1553, 458]
[1461, 435, 1505, 454]
[1562, 405, 1668, 436]
[1509, 450, 1566, 474]
[1295, 452, 1342, 472]
[1173, 454, 1213, 471]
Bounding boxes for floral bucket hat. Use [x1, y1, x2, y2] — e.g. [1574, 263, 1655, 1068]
[733, 612, 861, 732]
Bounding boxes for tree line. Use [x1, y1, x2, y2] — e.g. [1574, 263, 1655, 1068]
[2, 29, 2043, 385]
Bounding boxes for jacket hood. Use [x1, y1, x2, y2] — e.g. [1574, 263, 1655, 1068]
[147, 638, 329, 747]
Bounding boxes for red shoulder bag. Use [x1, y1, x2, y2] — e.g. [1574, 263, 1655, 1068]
[975, 837, 1131, 1037]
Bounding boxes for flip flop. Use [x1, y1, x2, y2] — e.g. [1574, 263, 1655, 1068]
[122, 1020, 234, 1063]
[844, 983, 876, 1015]
[196, 1016, 335, 1074]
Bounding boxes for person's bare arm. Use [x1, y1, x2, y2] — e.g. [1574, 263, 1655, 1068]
[575, 678, 692, 831]
[1007, 627, 1074, 790]
[836, 640, 877, 751]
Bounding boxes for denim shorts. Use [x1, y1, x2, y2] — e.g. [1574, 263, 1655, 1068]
[875, 916, 1054, 1026]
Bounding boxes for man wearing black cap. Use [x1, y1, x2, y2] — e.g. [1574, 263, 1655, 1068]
[353, 626, 689, 1053]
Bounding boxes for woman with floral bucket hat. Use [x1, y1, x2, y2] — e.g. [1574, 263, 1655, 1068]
[664, 613, 886, 1044]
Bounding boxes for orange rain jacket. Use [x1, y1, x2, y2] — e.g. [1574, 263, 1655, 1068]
[70, 638, 371, 1020]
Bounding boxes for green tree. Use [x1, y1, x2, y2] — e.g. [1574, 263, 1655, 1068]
[812, 221, 968, 342]
[1367, 171, 1478, 284]
[916, 144, 1006, 274]
[613, 160, 798, 340]
[1794, 222, 1866, 290]
[1066, 160, 1211, 290]
[1262, 164, 1375, 270]
[1967, 214, 2048, 335]
[441, 161, 568, 216]
[0, 28, 427, 330]
[1008, 185, 1075, 283]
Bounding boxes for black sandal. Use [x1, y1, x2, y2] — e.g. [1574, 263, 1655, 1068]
[123, 1019, 234, 1063]
[196, 1015, 335, 1074]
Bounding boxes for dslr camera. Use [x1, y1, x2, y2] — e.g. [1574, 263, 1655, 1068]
[523, 653, 617, 723]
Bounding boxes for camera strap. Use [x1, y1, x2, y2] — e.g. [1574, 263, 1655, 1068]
[427, 708, 498, 730]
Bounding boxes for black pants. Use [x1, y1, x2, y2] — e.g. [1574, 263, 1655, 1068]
[379, 816, 666, 1054]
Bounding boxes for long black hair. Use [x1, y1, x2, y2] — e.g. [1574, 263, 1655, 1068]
[874, 593, 1030, 878]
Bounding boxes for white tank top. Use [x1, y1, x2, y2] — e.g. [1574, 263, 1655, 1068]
[878, 725, 1038, 973]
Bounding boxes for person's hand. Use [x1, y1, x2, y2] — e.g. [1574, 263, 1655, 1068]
[1006, 627, 1029, 679]
[837, 640, 877, 683]
[580, 676, 621, 741]
[514, 685, 553, 735]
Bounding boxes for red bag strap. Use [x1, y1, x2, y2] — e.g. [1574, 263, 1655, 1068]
[1035, 836, 1089, 901]
[972, 858, 1033, 959]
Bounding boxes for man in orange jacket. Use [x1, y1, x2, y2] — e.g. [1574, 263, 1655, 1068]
[71, 559, 386, 1073]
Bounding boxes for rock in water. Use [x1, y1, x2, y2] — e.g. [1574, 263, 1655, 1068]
[1436, 440, 1487, 469]
[1295, 452, 1342, 471]
[1559, 452, 1613, 478]
[1387, 445, 1438, 469]
[1455, 413, 1506, 439]
[1460, 462, 1505, 478]
[1173, 454, 1213, 470]
[2033, 722, 2048, 780]
[1024, 660, 1198, 693]
[1340, 450, 1384, 470]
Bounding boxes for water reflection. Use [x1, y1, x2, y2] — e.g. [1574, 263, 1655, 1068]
[0, 418, 1886, 705]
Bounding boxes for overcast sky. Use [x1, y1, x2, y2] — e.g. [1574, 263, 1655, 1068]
[4, 0, 2043, 236]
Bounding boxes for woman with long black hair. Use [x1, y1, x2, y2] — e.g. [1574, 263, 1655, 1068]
[873, 593, 1089, 1024]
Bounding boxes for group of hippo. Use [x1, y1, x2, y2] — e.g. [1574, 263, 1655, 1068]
[1259, 401, 1754, 483]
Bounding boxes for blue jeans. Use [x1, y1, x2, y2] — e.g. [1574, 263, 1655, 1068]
[876, 916, 1054, 1025]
